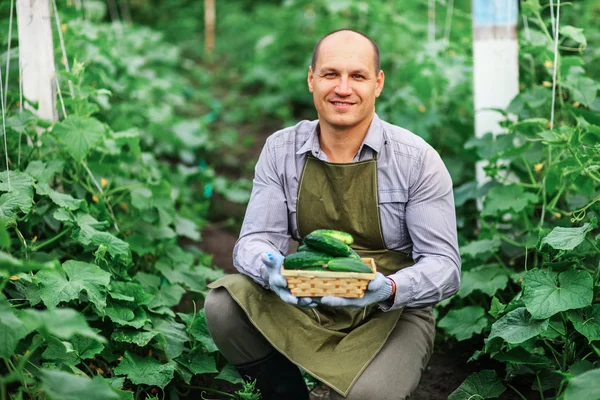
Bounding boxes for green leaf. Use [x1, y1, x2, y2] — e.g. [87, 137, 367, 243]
[493, 347, 551, 366]
[560, 26, 587, 46]
[459, 239, 501, 259]
[540, 223, 595, 251]
[177, 347, 218, 375]
[36, 260, 111, 312]
[448, 370, 505, 400]
[482, 184, 539, 216]
[489, 297, 506, 319]
[438, 306, 487, 341]
[458, 265, 509, 298]
[53, 116, 106, 161]
[0, 171, 35, 223]
[22, 308, 105, 342]
[71, 333, 105, 359]
[215, 363, 244, 385]
[156, 262, 223, 292]
[113, 351, 175, 389]
[488, 307, 549, 344]
[112, 129, 141, 158]
[40, 369, 119, 400]
[568, 304, 600, 343]
[135, 272, 161, 292]
[43, 337, 79, 366]
[6, 111, 36, 133]
[36, 183, 84, 211]
[150, 315, 188, 360]
[25, 160, 64, 184]
[174, 215, 200, 241]
[563, 75, 599, 107]
[522, 269, 593, 319]
[105, 303, 149, 329]
[564, 368, 600, 400]
[0, 221, 9, 248]
[0, 297, 29, 358]
[179, 310, 218, 352]
[74, 214, 132, 264]
[148, 283, 185, 310]
[111, 330, 157, 347]
[0, 252, 59, 277]
[108, 281, 153, 305]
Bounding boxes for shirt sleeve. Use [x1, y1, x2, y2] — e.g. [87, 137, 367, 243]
[232, 140, 291, 288]
[382, 147, 462, 310]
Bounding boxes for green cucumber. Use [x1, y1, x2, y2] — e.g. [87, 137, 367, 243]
[303, 266, 328, 271]
[297, 244, 310, 252]
[283, 251, 334, 270]
[303, 233, 355, 258]
[311, 229, 354, 245]
[327, 258, 372, 273]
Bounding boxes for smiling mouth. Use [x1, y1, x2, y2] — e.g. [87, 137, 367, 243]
[330, 101, 354, 106]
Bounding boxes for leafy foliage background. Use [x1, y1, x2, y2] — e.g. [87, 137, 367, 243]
[0, 0, 599, 399]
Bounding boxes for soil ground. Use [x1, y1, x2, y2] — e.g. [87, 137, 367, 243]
[197, 228, 532, 400]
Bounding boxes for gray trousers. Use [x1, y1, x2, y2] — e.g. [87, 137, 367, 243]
[204, 288, 435, 399]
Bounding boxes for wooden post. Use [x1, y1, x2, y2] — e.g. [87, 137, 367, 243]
[472, 0, 519, 203]
[205, 0, 215, 55]
[17, 0, 57, 121]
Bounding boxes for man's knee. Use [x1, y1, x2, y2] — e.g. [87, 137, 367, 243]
[204, 288, 245, 340]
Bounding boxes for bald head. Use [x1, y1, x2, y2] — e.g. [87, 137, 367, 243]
[311, 29, 381, 74]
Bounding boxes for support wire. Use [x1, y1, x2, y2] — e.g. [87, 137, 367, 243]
[549, 0, 560, 129]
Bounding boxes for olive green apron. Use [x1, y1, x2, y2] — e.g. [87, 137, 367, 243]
[208, 154, 414, 396]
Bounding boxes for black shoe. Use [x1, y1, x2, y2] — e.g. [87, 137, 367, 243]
[235, 351, 309, 400]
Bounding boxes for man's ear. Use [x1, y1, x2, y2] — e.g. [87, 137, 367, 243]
[375, 70, 385, 98]
[308, 66, 314, 93]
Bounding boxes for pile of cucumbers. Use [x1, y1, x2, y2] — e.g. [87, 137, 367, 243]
[283, 229, 372, 273]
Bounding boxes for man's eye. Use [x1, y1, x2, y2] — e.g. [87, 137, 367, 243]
[324, 73, 336, 77]
[353, 74, 364, 79]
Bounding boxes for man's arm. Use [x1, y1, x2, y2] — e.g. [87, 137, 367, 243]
[386, 147, 461, 309]
[233, 140, 291, 288]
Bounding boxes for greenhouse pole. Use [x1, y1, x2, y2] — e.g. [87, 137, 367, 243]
[205, 0, 215, 55]
[472, 0, 519, 204]
[17, 0, 57, 121]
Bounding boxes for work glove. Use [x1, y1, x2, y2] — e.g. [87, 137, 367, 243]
[262, 252, 318, 308]
[319, 272, 393, 309]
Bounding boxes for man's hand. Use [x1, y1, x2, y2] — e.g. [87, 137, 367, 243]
[262, 252, 317, 307]
[320, 273, 393, 309]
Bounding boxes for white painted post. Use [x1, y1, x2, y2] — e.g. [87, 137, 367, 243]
[17, 0, 57, 121]
[472, 0, 519, 203]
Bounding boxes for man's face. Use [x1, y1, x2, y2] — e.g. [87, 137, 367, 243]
[308, 32, 384, 133]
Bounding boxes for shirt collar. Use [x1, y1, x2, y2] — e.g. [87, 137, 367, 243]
[296, 113, 384, 156]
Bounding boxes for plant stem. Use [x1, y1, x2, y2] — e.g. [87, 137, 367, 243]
[180, 385, 237, 399]
[586, 237, 600, 255]
[0, 377, 5, 400]
[567, 147, 600, 183]
[506, 383, 529, 400]
[536, 373, 545, 400]
[30, 229, 71, 252]
[521, 155, 538, 186]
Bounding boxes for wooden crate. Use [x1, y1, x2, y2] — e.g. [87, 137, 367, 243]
[281, 258, 376, 298]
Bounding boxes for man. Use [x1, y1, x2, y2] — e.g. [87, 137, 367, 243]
[205, 29, 461, 399]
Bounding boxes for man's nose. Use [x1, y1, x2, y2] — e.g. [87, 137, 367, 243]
[334, 77, 352, 96]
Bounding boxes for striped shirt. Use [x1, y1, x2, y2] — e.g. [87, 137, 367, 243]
[233, 114, 461, 309]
